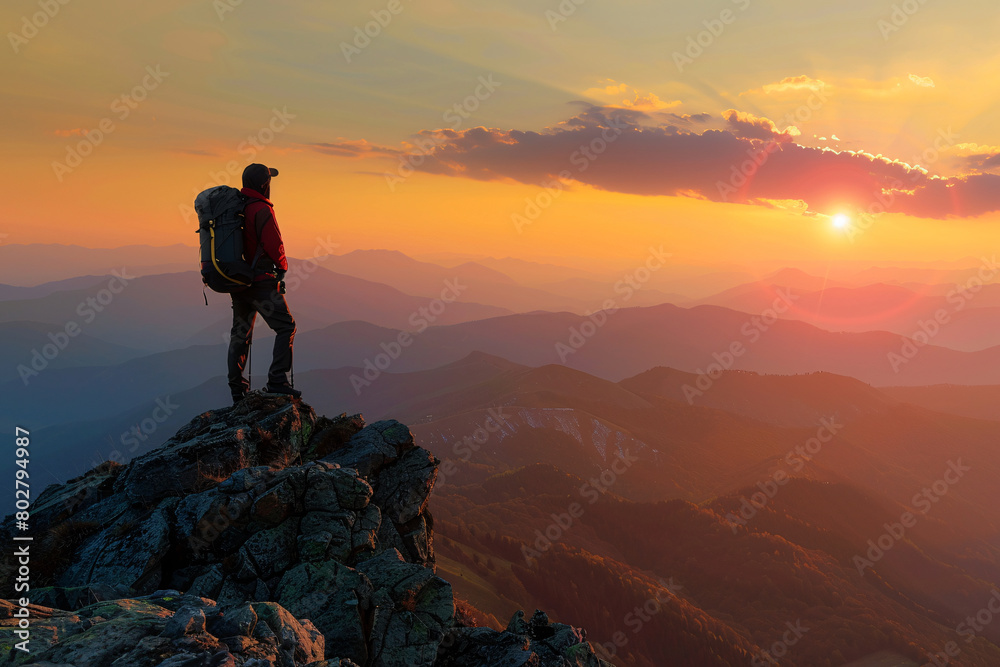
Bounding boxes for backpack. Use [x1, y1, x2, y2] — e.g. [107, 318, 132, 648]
[194, 186, 265, 293]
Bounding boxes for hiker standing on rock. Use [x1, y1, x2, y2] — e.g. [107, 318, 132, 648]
[227, 163, 300, 402]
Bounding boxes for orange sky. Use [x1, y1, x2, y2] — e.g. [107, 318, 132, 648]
[4, 0, 1000, 272]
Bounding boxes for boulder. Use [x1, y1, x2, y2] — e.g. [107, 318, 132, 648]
[114, 394, 316, 505]
[0, 593, 322, 667]
[436, 609, 614, 667]
[0, 395, 612, 666]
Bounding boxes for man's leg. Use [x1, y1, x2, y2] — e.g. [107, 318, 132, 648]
[228, 292, 257, 399]
[256, 282, 297, 388]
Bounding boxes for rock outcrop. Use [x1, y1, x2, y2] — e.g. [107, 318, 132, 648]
[0, 393, 611, 666]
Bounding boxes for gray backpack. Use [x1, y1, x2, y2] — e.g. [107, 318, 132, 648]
[194, 186, 264, 293]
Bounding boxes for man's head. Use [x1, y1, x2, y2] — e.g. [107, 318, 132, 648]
[242, 163, 279, 199]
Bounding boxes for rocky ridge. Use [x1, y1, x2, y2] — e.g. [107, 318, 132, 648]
[0, 393, 612, 666]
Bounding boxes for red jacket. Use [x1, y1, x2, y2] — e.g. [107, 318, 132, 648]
[241, 188, 288, 281]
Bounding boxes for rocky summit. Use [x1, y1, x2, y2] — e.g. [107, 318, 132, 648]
[0, 393, 612, 667]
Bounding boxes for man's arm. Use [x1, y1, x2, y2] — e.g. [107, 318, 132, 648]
[255, 206, 288, 273]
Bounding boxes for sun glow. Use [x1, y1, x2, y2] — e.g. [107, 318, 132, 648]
[832, 214, 851, 229]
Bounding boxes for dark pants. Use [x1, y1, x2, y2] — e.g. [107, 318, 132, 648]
[228, 280, 296, 396]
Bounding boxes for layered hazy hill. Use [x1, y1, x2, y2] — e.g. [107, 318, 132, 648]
[881, 384, 1000, 422]
[5, 244, 1000, 666]
[27, 355, 1000, 664]
[410, 359, 1000, 666]
[0, 243, 195, 284]
[695, 271, 1000, 351]
[0, 263, 510, 355]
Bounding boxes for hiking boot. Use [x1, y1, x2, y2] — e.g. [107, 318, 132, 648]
[265, 383, 301, 398]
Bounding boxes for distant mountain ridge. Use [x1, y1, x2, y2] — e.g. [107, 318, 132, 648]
[0, 264, 509, 358]
[9, 301, 1000, 447]
[0, 243, 196, 285]
[696, 275, 1000, 351]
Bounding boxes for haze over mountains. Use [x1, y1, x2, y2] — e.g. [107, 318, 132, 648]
[0, 243, 195, 285]
[695, 271, 1000, 351]
[5, 244, 1000, 666]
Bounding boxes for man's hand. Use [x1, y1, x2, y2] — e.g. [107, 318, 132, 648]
[276, 269, 287, 294]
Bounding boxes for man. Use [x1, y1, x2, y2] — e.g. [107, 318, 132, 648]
[227, 163, 300, 402]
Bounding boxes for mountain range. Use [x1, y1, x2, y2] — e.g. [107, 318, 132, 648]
[5, 244, 1000, 666]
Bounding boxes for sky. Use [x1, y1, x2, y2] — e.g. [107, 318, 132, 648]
[4, 0, 1000, 271]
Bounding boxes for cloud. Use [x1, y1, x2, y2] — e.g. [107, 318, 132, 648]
[659, 112, 713, 128]
[621, 92, 681, 111]
[746, 75, 827, 95]
[893, 174, 1000, 218]
[754, 198, 811, 213]
[583, 80, 630, 97]
[959, 152, 1000, 173]
[747, 74, 942, 101]
[305, 139, 403, 158]
[952, 142, 1000, 156]
[944, 143, 1000, 174]
[722, 109, 798, 142]
[583, 80, 681, 112]
[309, 105, 1000, 219]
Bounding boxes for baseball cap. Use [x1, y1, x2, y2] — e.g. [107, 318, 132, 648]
[242, 163, 279, 189]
